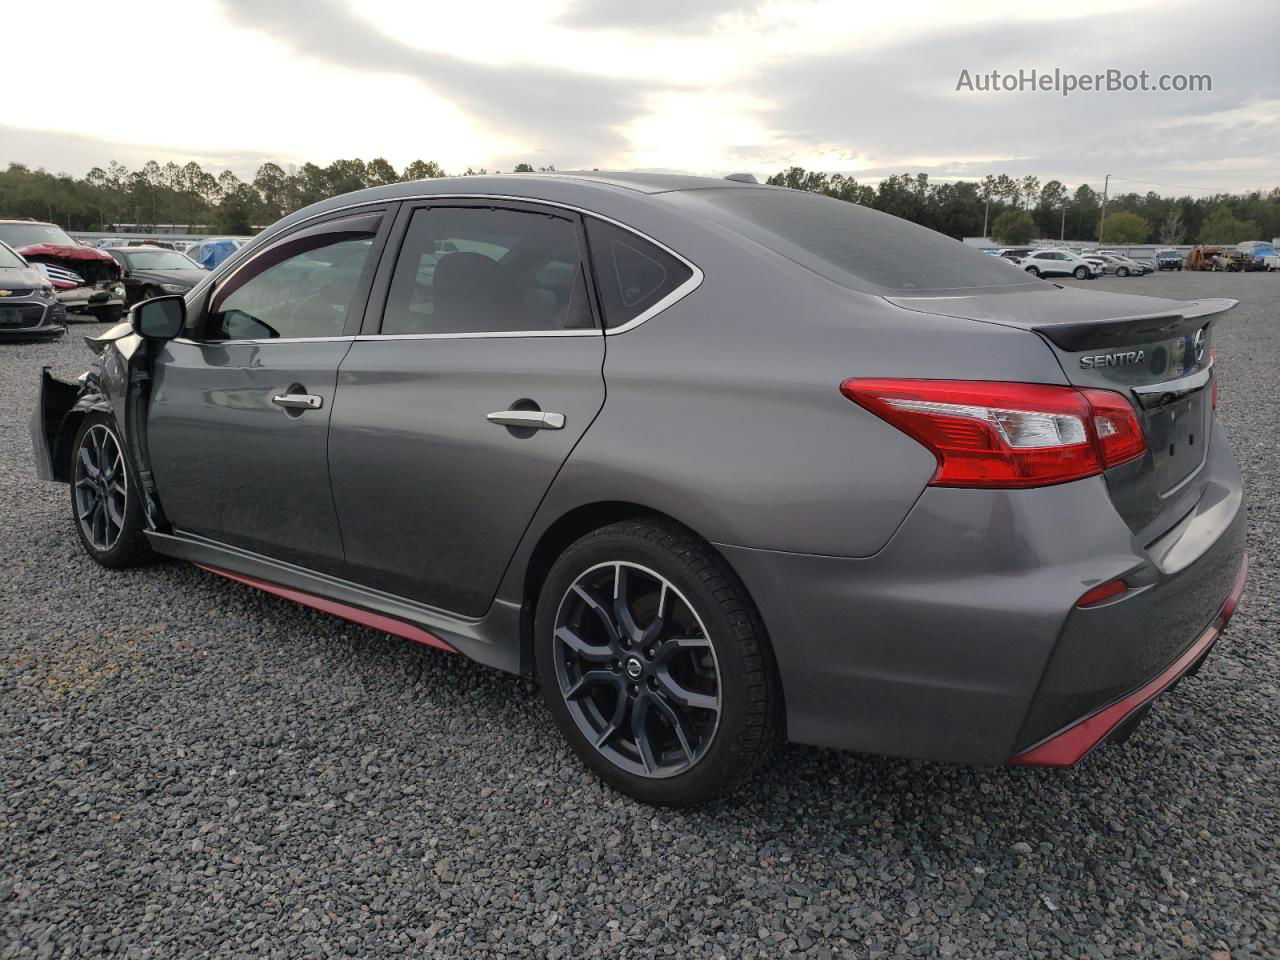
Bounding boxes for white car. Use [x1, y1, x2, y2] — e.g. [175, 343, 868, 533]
[1019, 249, 1099, 280]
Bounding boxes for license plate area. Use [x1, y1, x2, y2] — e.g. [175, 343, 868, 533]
[0, 307, 19, 325]
[1144, 391, 1208, 495]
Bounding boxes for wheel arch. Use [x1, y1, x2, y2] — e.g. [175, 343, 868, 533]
[50, 398, 113, 483]
[514, 501, 773, 686]
[520, 501, 677, 634]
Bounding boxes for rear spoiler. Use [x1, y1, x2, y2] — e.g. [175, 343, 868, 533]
[1031, 297, 1238, 351]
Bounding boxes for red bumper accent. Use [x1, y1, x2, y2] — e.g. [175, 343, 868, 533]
[1011, 554, 1248, 767]
[198, 565, 457, 654]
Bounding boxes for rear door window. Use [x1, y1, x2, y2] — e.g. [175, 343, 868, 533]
[380, 206, 595, 335]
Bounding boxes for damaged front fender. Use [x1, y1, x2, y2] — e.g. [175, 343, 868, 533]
[30, 326, 166, 531]
[30, 367, 110, 482]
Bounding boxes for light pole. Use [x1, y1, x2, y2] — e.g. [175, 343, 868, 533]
[1061, 203, 1067, 242]
[1097, 173, 1111, 245]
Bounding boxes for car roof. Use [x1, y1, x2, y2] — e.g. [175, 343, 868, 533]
[0, 218, 58, 226]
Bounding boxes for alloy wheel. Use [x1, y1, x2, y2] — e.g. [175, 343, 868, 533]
[74, 424, 128, 552]
[552, 562, 722, 778]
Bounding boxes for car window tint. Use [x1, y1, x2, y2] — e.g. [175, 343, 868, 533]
[684, 188, 1038, 293]
[584, 218, 693, 329]
[381, 207, 594, 336]
[208, 235, 373, 340]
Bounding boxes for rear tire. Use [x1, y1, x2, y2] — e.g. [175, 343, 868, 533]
[535, 519, 782, 806]
[1117, 267, 1129, 277]
[1025, 266, 1041, 277]
[70, 413, 154, 569]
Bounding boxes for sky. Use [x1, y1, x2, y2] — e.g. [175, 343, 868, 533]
[1, 0, 1275, 195]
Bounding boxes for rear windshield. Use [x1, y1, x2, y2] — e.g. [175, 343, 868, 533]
[682, 188, 1039, 293]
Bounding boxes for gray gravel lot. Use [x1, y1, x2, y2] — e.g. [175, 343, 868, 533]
[2, 272, 1277, 959]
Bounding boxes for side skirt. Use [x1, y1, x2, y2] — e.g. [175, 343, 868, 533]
[145, 530, 524, 673]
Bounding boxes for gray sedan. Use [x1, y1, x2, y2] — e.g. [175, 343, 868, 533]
[31, 173, 1247, 805]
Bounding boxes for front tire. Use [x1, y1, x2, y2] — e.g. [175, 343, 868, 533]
[1074, 266, 1089, 279]
[535, 519, 782, 806]
[1117, 267, 1129, 277]
[70, 414, 154, 568]
[91, 304, 125, 324]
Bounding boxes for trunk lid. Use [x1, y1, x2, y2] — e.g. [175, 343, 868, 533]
[887, 284, 1235, 544]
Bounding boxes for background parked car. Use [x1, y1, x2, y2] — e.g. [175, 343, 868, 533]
[1155, 249, 1184, 271]
[1213, 250, 1251, 272]
[0, 219, 125, 322]
[1084, 255, 1138, 276]
[1019, 249, 1098, 279]
[187, 236, 246, 270]
[1096, 251, 1151, 275]
[996, 247, 1034, 263]
[0, 240, 66, 340]
[1236, 241, 1276, 271]
[1185, 246, 1222, 271]
[105, 246, 207, 305]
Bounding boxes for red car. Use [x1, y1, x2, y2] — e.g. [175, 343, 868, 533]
[0, 220, 125, 322]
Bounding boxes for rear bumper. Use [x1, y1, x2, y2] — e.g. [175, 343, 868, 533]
[717, 425, 1246, 765]
[1010, 555, 1246, 765]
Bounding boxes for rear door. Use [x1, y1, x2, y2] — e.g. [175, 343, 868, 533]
[328, 200, 606, 616]
[147, 209, 391, 574]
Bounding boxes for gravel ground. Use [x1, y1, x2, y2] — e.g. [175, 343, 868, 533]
[2, 272, 1277, 959]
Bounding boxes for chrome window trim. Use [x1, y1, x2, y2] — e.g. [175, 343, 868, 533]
[172, 335, 356, 346]
[356, 329, 599, 342]
[188, 193, 704, 342]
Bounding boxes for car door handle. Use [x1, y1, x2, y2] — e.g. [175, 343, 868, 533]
[486, 410, 566, 430]
[272, 393, 324, 410]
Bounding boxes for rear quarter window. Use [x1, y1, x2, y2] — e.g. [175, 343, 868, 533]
[683, 188, 1039, 294]
[585, 218, 694, 329]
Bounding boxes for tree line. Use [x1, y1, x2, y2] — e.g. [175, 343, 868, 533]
[1, 156, 1275, 247]
[765, 168, 1279, 246]
[0, 158, 552, 235]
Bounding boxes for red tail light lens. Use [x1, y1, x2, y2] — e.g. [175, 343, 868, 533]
[1080, 389, 1147, 468]
[840, 379, 1146, 488]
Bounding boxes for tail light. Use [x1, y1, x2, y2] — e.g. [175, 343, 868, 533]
[840, 379, 1146, 488]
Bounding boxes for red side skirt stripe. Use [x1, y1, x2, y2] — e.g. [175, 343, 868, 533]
[198, 564, 457, 654]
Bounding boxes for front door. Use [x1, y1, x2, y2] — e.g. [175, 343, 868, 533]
[147, 210, 389, 574]
[329, 201, 606, 616]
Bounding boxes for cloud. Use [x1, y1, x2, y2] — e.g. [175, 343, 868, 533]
[745, 10, 1280, 192]
[214, 0, 659, 165]
[556, 0, 759, 32]
[0, 125, 290, 180]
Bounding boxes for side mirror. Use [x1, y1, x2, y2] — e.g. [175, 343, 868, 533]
[131, 294, 186, 340]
